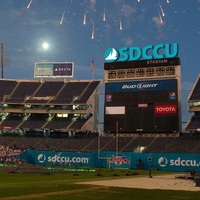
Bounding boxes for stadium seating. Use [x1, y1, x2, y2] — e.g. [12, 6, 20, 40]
[1, 76, 200, 155]
[0, 79, 101, 134]
[185, 74, 200, 132]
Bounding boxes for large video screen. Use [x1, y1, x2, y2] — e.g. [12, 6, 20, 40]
[104, 79, 180, 134]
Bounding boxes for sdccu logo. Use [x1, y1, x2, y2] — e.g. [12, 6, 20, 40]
[38, 154, 46, 163]
[104, 43, 178, 62]
[158, 157, 200, 168]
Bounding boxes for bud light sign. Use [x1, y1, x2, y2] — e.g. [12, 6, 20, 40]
[104, 43, 178, 62]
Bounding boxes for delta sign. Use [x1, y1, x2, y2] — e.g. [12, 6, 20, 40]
[104, 43, 179, 62]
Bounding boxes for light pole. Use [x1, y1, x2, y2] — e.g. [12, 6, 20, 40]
[1, 42, 3, 79]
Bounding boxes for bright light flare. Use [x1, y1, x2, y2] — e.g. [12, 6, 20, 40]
[42, 42, 49, 50]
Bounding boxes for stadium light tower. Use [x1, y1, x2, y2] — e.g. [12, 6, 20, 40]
[1, 42, 3, 78]
[0, 42, 11, 79]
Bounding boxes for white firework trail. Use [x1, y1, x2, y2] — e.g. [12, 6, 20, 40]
[103, 8, 106, 21]
[91, 24, 95, 39]
[159, 13, 163, 24]
[119, 19, 123, 30]
[83, 11, 87, 25]
[159, 4, 165, 16]
[27, 0, 33, 9]
[60, 9, 66, 25]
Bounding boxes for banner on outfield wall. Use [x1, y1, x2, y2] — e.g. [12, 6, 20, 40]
[23, 150, 95, 167]
[20, 150, 200, 172]
[133, 153, 200, 172]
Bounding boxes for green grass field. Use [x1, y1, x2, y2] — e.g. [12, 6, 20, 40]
[0, 166, 200, 200]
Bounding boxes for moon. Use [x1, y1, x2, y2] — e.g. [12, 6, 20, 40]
[42, 42, 49, 50]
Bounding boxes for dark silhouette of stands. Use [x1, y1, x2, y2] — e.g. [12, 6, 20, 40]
[185, 116, 200, 132]
[75, 81, 100, 104]
[1, 77, 200, 155]
[34, 81, 64, 97]
[44, 116, 71, 130]
[2, 134, 200, 154]
[50, 82, 89, 104]
[5, 81, 40, 103]
[0, 79, 100, 133]
[20, 114, 48, 129]
[0, 80, 18, 102]
[69, 119, 86, 130]
[185, 74, 200, 132]
[0, 79, 101, 104]
[0, 113, 24, 128]
[188, 75, 200, 101]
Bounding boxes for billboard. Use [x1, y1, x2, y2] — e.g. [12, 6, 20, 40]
[20, 150, 200, 172]
[34, 62, 74, 78]
[24, 149, 95, 167]
[104, 79, 180, 134]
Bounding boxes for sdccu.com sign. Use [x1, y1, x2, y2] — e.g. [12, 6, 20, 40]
[155, 153, 200, 171]
[29, 150, 95, 167]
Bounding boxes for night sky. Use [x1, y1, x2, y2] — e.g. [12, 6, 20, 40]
[0, 0, 199, 128]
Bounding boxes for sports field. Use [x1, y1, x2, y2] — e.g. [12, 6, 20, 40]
[0, 165, 200, 200]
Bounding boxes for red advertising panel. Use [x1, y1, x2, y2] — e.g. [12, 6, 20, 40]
[0, 126, 15, 130]
[155, 105, 177, 114]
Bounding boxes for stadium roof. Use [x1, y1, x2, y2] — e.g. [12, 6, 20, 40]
[188, 74, 200, 102]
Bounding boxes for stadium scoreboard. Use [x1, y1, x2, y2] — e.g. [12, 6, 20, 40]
[104, 58, 181, 134]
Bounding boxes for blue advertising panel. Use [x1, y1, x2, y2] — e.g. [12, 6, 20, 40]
[34, 62, 74, 78]
[23, 150, 95, 167]
[131, 153, 200, 172]
[105, 79, 177, 93]
[53, 63, 73, 76]
[20, 150, 200, 172]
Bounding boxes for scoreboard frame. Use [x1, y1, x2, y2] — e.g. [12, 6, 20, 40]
[104, 58, 181, 135]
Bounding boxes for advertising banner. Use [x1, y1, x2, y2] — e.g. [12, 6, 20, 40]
[131, 153, 200, 172]
[20, 150, 200, 172]
[24, 150, 95, 167]
[105, 79, 177, 93]
[34, 62, 74, 78]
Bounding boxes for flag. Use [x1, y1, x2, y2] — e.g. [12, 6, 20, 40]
[90, 59, 94, 71]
